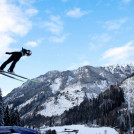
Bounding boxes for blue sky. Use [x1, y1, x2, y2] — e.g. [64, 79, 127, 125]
[0, 0, 134, 96]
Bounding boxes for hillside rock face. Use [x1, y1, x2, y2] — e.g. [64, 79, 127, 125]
[4, 64, 134, 120]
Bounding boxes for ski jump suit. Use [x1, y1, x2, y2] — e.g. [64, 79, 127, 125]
[0, 51, 24, 72]
[0, 48, 31, 72]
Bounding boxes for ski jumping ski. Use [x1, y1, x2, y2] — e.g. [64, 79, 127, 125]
[0, 69, 39, 83]
[0, 72, 24, 82]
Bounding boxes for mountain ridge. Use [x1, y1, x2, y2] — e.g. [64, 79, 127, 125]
[3, 64, 134, 127]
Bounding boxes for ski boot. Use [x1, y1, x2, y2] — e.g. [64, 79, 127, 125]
[8, 69, 16, 75]
[0, 68, 4, 72]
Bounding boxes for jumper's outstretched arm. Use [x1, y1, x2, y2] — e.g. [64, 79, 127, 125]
[5, 52, 13, 54]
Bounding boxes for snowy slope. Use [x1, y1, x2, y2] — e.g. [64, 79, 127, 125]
[40, 125, 119, 134]
[120, 75, 134, 111]
[104, 64, 134, 76]
[3, 64, 134, 120]
[38, 82, 85, 117]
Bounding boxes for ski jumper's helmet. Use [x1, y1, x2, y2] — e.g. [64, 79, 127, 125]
[26, 50, 32, 56]
[22, 48, 32, 56]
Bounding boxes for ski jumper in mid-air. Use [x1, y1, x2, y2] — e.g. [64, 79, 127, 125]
[0, 48, 32, 74]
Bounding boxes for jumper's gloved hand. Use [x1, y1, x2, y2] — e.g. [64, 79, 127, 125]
[5, 52, 12, 54]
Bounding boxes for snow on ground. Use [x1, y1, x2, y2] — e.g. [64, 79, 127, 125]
[18, 95, 38, 111]
[38, 83, 85, 117]
[37, 79, 110, 117]
[95, 80, 108, 92]
[120, 76, 134, 110]
[104, 64, 134, 74]
[50, 78, 62, 94]
[67, 76, 74, 85]
[82, 80, 108, 92]
[86, 93, 98, 99]
[40, 125, 119, 134]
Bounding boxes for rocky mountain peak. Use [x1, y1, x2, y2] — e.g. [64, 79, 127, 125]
[3, 64, 134, 123]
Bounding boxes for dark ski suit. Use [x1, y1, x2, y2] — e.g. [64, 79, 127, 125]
[0, 51, 23, 72]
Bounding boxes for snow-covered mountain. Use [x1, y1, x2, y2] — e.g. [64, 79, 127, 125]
[3, 64, 134, 126]
[120, 75, 134, 111]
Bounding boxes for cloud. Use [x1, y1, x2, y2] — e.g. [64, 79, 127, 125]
[44, 15, 63, 35]
[102, 41, 134, 64]
[19, 0, 35, 6]
[44, 15, 68, 43]
[0, 1, 32, 36]
[89, 33, 111, 50]
[66, 8, 89, 18]
[0, 34, 16, 60]
[25, 39, 43, 47]
[25, 8, 38, 16]
[122, 0, 131, 3]
[0, 0, 32, 61]
[49, 34, 68, 43]
[103, 18, 128, 31]
[26, 41, 37, 47]
[25, 41, 37, 47]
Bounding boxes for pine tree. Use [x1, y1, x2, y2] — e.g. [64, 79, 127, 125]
[51, 130, 57, 134]
[0, 89, 4, 126]
[10, 108, 16, 126]
[14, 109, 21, 126]
[45, 129, 57, 134]
[4, 105, 11, 126]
